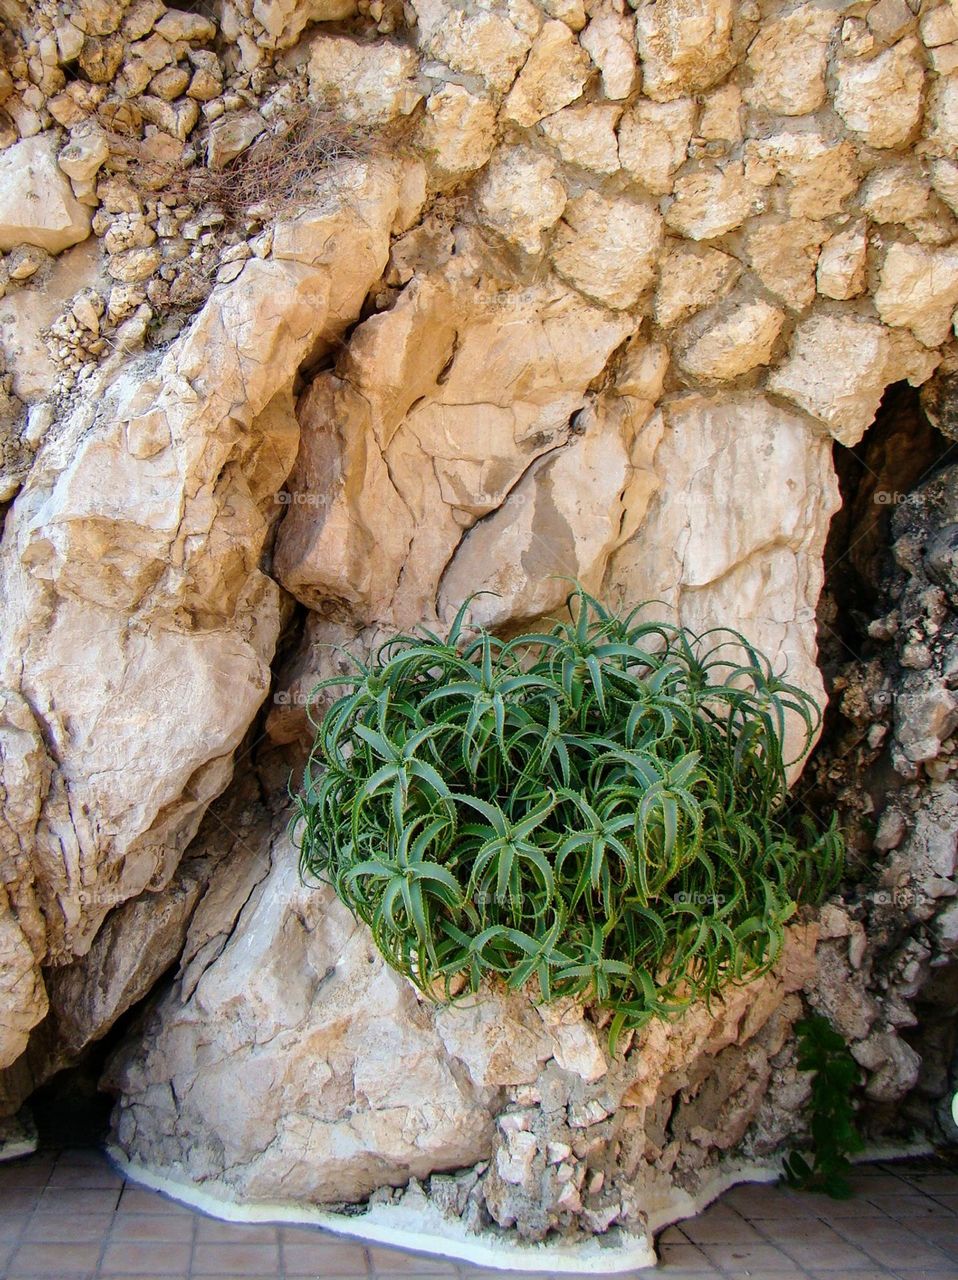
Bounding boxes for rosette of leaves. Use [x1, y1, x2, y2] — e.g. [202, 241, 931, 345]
[294, 589, 842, 1052]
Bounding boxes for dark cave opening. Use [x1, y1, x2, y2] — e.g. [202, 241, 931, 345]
[799, 377, 958, 1146]
[818, 381, 953, 679]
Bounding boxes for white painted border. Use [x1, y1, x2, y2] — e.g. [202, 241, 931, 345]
[0, 1111, 37, 1164]
[105, 1139, 935, 1275]
[0, 1136, 37, 1164]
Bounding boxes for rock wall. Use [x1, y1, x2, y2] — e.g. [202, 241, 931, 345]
[0, 0, 957, 1259]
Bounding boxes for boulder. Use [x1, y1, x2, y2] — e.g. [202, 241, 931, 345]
[0, 135, 92, 254]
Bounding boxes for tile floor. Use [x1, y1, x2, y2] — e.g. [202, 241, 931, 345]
[0, 1147, 955, 1279]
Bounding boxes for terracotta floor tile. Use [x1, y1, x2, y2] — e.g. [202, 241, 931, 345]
[108, 1213, 194, 1243]
[283, 1240, 370, 1276]
[191, 1241, 280, 1274]
[22, 1212, 114, 1242]
[36, 1186, 119, 1214]
[7, 1240, 101, 1275]
[861, 1240, 957, 1269]
[657, 1240, 713, 1269]
[805, 1272, 896, 1280]
[0, 1190, 40, 1216]
[99, 1239, 192, 1275]
[0, 1162, 51, 1191]
[115, 1189, 196, 1217]
[680, 1213, 763, 1245]
[783, 1239, 886, 1269]
[867, 1195, 956, 1220]
[367, 1245, 459, 1274]
[700, 1241, 805, 1272]
[45, 1162, 124, 1190]
[0, 1214, 28, 1242]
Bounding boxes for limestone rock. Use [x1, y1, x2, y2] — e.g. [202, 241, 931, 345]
[834, 37, 925, 149]
[502, 20, 591, 126]
[768, 313, 938, 445]
[874, 242, 958, 348]
[635, 0, 740, 102]
[0, 135, 92, 254]
[0, 160, 402, 1064]
[539, 104, 620, 175]
[925, 72, 958, 158]
[109, 839, 495, 1202]
[57, 129, 110, 185]
[252, 0, 358, 48]
[436, 406, 635, 627]
[476, 147, 567, 254]
[273, 272, 633, 624]
[618, 98, 695, 196]
[552, 192, 663, 309]
[860, 163, 938, 227]
[579, 1, 636, 100]
[664, 161, 759, 240]
[206, 111, 266, 170]
[697, 83, 742, 146]
[745, 5, 839, 116]
[745, 218, 828, 312]
[608, 393, 839, 766]
[0, 887, 46, 1071]
[746, 131, 859, 220]
[816, 222, 867, 300]
[0, 240, 109, 404]
[308, 35, 422, 124]
[654, 242, 741, 328]
[411, 0, 533, 92]
[419, 85, 497, 177]
[676, 298, 784, 383]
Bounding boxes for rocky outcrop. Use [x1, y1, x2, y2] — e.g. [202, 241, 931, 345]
[0, 156, 405, 1084]
[107, 817, 819, 1254]
[0, 0, 957, 1261]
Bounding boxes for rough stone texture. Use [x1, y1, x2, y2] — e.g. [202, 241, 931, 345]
[539, 104, 620, 175]
[834, 37, 925, 149]
[307, 36, 422, 124]
[768, 314, 937, 446]
[608, 392, 839, 767]
[474, 147, 567, 254]
[502, 20, 591, 127]
[0, 159, 403, 1078]
[635, 0, 745, 102]
[745, 5, 838, 116]
[108, 817, 820, 1251]
[0, 0, 955, 1256]
[875, 243, 958, 348]
[0, 134, 91, 253]
[676, 298, 784, 382]
[552, 192, 662, 308]
[419, 85, 498, 177]
[618, 98, 695, 195]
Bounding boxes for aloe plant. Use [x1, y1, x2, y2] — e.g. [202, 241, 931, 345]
[294, 589, 842, 1051]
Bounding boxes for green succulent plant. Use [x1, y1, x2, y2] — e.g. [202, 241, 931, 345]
[294, 588, 843, 1052]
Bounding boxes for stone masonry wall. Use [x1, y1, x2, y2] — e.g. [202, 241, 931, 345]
[0, 0, 957, 1259]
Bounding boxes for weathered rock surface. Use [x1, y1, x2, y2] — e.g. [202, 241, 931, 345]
[0, 0, 956, 1256]
[0, 158, 403, 1078]
[109, 819, 820, 1247]
[0, 135, 91, 253]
